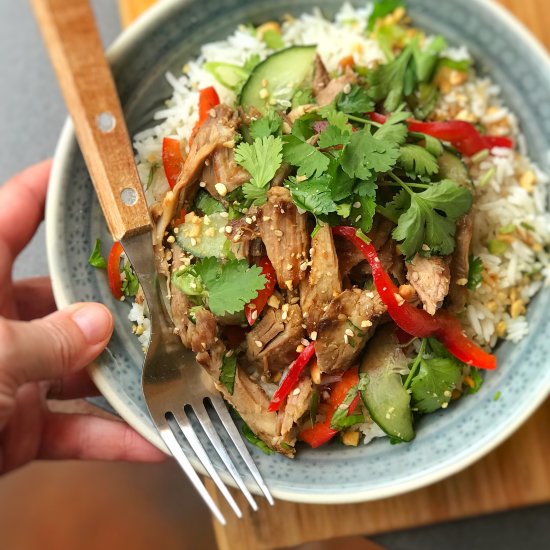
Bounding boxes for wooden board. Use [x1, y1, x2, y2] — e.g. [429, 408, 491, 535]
[117, 0, 550, 548]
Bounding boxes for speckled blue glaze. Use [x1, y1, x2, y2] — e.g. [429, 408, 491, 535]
[47, 0, 550, 503]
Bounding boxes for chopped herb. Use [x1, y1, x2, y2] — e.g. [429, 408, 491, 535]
[287, 174, 339, 216]
[318, 124, 352, 150]
[330, 383, 364, 430]
[465, 368, 484, 394]
[409, 344, 463, 413]
[241, 422, 273, 454]
[250, 111, 283, 139]
[146, 163, 159, 190]
[262, 28, 285, 50]
[122, 262, 139, 297]
[409, 83, 439, 121]
[188, 305, 204, 324]
[88, 238, 107, 269]
[413, 35, 447, 83]
[219, 353, 238, 395]
[292, 87, 315, 109]
[389, 177, 473, 258]
[493, 390, 501, 401]
[367, 0, 405, 31]
[172, 257, 266, 316]
[499, 223, 515, 235]
[398, 144, 439, 177]
[335, 84, 375, 115]
[282, 134, 331, 178]
[467, 255, 484, 290]
[341, 127, 400, 180]
[193, 190, 226, 215]
[368, 44, 413, 112]
[437, 57, 472, 72]
[234, 135, 283, 204]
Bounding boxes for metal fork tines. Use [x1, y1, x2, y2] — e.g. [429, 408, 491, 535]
[125, 233, 274, 525]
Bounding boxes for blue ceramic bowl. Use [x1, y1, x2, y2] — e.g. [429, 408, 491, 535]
[47, 0, 550, 503]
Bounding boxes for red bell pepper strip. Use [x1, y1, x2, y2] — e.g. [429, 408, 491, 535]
[162, 137, 184, 189]
[332, 226, 496, 370]
[190, 86, 220, 145]
[299, 367, 360, 448]
[268, 342, 316, 412]
[107, 241, 124, 300]
[172, 208, 187, 228]
[369, 113, 513, 157]
[245, 256, 277, 325]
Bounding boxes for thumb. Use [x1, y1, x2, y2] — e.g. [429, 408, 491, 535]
[0, 303, 113, 386]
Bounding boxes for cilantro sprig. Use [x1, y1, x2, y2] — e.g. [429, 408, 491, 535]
[234, 135, 283, 204]
[172, 257, 266, 317]
[382, 176, 473, 258]
[88, 238, 107, 269]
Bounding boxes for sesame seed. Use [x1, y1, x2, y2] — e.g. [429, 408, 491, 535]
[443, 390, 452, 397]
[225, 226, 233, 234]
[290, 297, 300, 304]
[344, 334, 349, 344]
[267, 295, 280, 308]
[343, 83, 352, 94]
[262, 216, 271, 221]
[251, 310, 258, 320]
[255, 340, 263, 348]
[245, 217, 253, 224]
[173, 227, 179, 234]
[281, 311, 288, 321]
[300, 261, 308, 271]
[282, 304, 289, 312]
[352, 201, 361, 209]
[421, 244, 430, 251]
[301, 324, 307, 329]
[361, 320, 372, 328]
[441, 402, 449, 409]
[166, 235, 176, 244]
[286, 262, 293, 270]
[219, 212, 229, 218]
[190, 238, 197, 246]
[310, 331, 318, 341]
[345, 328, 354, 337]
[355, 215, 362, 222]
[218, 227, 225, 234]
[215, 183, 228, 196]
[226, 349, 234, 357]
[259, 87, 269, 99]
[274, 229, 283, 237]
[301, 338, 310, 347]
[199, 181, 206, 188]
[292, 388, 301, 396]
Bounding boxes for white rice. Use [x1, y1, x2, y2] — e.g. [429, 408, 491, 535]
[131, 3, 550, 351]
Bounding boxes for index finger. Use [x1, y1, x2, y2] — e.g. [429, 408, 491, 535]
[0, 159, 52, 260]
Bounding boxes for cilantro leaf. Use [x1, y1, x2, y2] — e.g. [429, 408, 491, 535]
[206, 259, 266, 316]
[122, 262, 139, 297]
[350, 194, 376, 233]
[172, 258, 266, 316]
[282, 135, 330, 178]
[330, 384, 363, 430]
[318, 125, 351, 149]
[341, 128, 400, 180]
[287, 174, 338, 216]
[318, 105, 350, 132]
[241, 422, 273, 454]
[234, 135, 283, 204]
[329, 162, 356, 201]
[409, 82, 439, 121]
[367, 0, 405, 31]
[219, 353, 237, 395]
[291, 112, 319, 141]
[391, 179, 473, 258]
[437, 57, 472, 72]
[398, 144, 439, 177]
[335, 84, 374, 115]
[465, 368, 484, 394]
[410, 356, 462, 413]
[88, 239, 106, 269]
[292, 87, 315, 109]
[250, 111, 283, 139]
[413, 35, 447, 83]
[193, 190, 226, 215]
[378, 187, 409, 223]
[373, 114, 409, 145]
[368, 45, 413, 112]
[467, 255, 484, 290]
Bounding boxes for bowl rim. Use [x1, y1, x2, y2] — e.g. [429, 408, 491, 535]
[47, 0, 550, 504]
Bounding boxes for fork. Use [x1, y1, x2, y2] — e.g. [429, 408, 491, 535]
[32, 0, 274, 524]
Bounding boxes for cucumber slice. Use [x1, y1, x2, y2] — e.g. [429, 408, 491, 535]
[360, 327, 415, 442]
[239, 45, 317, 115]
[204, 62, 249, 92]
[176, 212, 228, 258]
[438, 150, 471, 188]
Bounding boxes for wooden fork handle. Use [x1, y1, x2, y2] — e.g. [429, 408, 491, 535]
[31, 0, 152, 241]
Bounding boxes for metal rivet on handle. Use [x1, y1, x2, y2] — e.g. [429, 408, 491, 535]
[120, 187, 137, 206]
[96, 111, 116, 133]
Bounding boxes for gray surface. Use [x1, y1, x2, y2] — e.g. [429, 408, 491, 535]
[0, 0, 548, 547]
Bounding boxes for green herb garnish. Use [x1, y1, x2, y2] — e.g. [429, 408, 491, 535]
[88, 238, 107, 269]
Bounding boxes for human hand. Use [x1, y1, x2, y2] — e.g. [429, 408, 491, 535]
[0, 160, 165, 474]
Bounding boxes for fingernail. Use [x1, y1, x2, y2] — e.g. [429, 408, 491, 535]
[72, 304, 113, 344]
